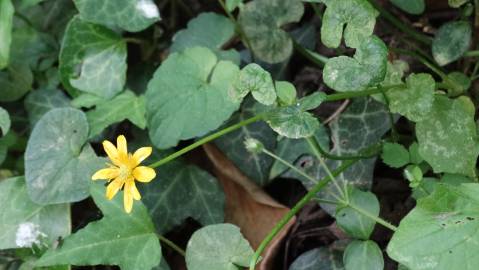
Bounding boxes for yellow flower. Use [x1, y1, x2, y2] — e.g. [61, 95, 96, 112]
[92, 135, 156, 213]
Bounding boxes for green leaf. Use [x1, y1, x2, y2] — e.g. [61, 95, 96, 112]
[185, 224, 254, 270]
[319, 0, 378, 48]
[382, 142, 410, 168]
[408, 142, 423, 165]
[390, 0, 425, 15]
[266, 106, 319, 139]
[60, 16, 127, 98]
[145, 47, 240, 149]
[226, 0, 242, 11]
[0, 107, 10, 136]
[71, 93, 106, 109]
[0, 0, 13, 69]
[215, 98, 276, 185]
[25, 108, 101, 204]
[381, 60, 409, 87]
[86, 90, 146, 137]
[323, 36, 388, 92]
[387, 73, 435, 122]
[239, 0, 304, 63]
[432, 21, 472, 66]
[448, 0, 468, 8]
[416, 95, 479, 177]
[275, 81, 297, 106]
[0, 177, 70, 250]
[299, 91, 327, 111]
[336, 187, 380, 239]
[404, 164, 423, 188]
[36, 182, 162, 270]
[171, 12, 240, 64]
[24, 89, 71, 126]
[73, 0, 160, 32]
[289, 247, 344, 270]
[0, 63, 33, 102]
[343, 240, 383, 270]
[447, 71, 471, 96]
[232, 63, 276, 105]
[141, 161, 224, 234]
[387, 183, 479, 270]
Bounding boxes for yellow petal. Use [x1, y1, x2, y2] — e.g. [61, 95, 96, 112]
[116, 135, 128, 156]
[133, 166, 156, 182]
[106, 178, 124, 200]
[92, 168, 119, 180]
[129, 182, 141, 200]
[123, 181, 134, 213]
[132, 147, 152, 166]
[103, 140, 121, 165]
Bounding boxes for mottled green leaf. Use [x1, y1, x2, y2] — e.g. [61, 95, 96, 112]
[25, 108, 101, 204]
[387, 183, 479, 270]
[0, 63, 33, 102]
[0, 177, 70, 250]
[145, 47, 240, 149]
[275, 81, 297, 106]
[381, 142, 410, 168]
[36, 182, 162, 270]
[408, 142, 423, 165]
[323, 36, 388, 92]
[319, 0, 378, 48]
[0, 0, 13, 69]
[171, 12, 239, 64]
[232, 63, 276, 105]
[336, 187, 380, 239]
[60, 16, 127, 98]
[343, 240, 383, 270]
[390, 0, 425, 15]
[387, 73, 435, 122]
[289, 247, 344, 270]
[449, 0, 468, 8]
[73, 0, 160, 32]
[24, 89, 71, 126]
[239, 0, 304, 63]
[216, 98, 276, 185]
[416, 95, 479, 177]
[71, 93, 106, 108]
[141, 161, 224, 234]
[185, 224, 254, 270]
[266, 106, 319, 139]
[432, 21, 471, 66]
[0, 107, 10, 136]
[86, 90, 146, 137]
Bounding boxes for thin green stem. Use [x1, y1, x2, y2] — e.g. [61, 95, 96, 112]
[124, 37, 145, 45]
[367, 0, 431, 45]
[313, 197, 340, 205]
[262, 149, 318, 184]
[324, 84, 404, 102]
[292, 39, 328, 67]
[248, 158, 359, 270]
[347, 204, 398, 231]
[157, 234, 186, 256]
[149, 114, 265, 168]
[311, 136, 380, 160]
[379, 86, 399, 142]
[464, 50, 479, 57]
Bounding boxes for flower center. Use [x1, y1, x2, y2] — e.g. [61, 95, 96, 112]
[118, 164, 131, 179]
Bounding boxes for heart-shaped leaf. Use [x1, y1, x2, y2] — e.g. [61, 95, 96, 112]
[0, 63, 33, 102]
[432, 21, 471, 66]
[73, 0, 160, 32]
[145, 46, 240, 149]
[24, 89, 71, 126]
[232, 63, 276, 105]
[343, 240, 384, 270]
[289, 247, 344, 270]
[60, 16, 127, 98]
[390, 0, 425, 15]
[239, 0, 304, 63]
[381, 142, 410, 168]
[323, 36, 388, 92]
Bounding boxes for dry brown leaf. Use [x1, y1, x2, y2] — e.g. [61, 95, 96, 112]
[203, 143, 296, 270]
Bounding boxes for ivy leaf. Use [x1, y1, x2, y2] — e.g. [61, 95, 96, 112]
[73, 0, 160, 32]
[0, 63, 33, 102]
[323, 36, 388, 92]
[289, 247, 344, 270]
[60, 16, 127, 98]
[86, 90, 146, 138]
[387, 73, 435, 122]
[25, 108, 101, 204]
[0, 106, 10, 136]
[145, 47, 240, 149]
[171, 12, 240, 64]
[387, 183, 479, 270]
[141, 161, 225, 234]
[432, 21, 472, 66]
[390, 0, 425, 15]
[0, 0, 13, 69]
[24, 89, 71, 126]
[336, 187, 380, 239]
[185, 224, 254, 270]
[416, 95, 479, 177]
[239, 0, 304, 63]
[36, 182, 163, 270]
[232, 63, 277, 105]
[343, 240, 384, 270]
[319, 0, 378, 48]
[381, 142, 410, 168]
[0, 177, 70, 249]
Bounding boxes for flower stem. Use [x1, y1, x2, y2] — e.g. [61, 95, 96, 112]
[292, 39, 328, 67]
[262, 148, 318, 184]
[149, 114, 265, 168]
[347, 203, 398, 231]
[157, 234, 186, 256]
